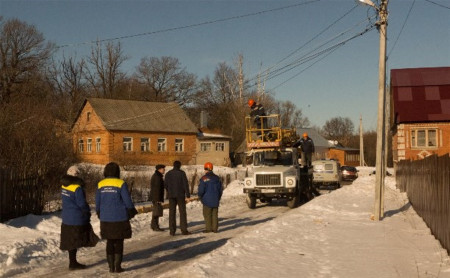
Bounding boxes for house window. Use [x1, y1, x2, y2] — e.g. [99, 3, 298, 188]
[141, 138, 150, 152]
[200, 142, 211, 152]
[175, 138, 184, 152]
[411, 129, 437, 148]
[96, 137, 101, 152]
[345, 153, 359, 162]
[87, 138, 92, 153]
[123, 137, 133, 152]
[216, 142, 225, 151]
[428, 130, 436, 146]
[78, 138, 84, 153]
[158, 138, 167, 152]
[87, 112, 91, 122]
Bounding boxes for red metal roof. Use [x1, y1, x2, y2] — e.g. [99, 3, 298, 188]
[391, 67, 450, 123]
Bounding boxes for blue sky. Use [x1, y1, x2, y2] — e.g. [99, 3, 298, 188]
[1, 0, 449, 131]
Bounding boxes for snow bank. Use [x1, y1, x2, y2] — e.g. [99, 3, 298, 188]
[0, 165, 244, 277]
[159, 168, 450, 278]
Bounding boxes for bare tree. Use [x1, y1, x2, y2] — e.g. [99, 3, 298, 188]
[85, 41, 128, 98]
[213, 62, 240, 104]
[135, 56, 197, 106]
[276, 100, 310, 129]
[48, 55, 87, 122]
[322, 116, 355, 145]
[0, 18, 54, 103]
[0, 97, 75, 175]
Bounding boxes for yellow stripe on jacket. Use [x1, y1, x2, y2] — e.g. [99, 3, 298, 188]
[61, 184, 80, 192]
[98, 178, 124, 189]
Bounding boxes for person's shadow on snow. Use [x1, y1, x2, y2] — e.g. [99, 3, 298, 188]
[384, 202, 411, 218]
[125, 237, 229, 271]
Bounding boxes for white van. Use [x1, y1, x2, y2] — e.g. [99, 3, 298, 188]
[312, 159, 342, 189]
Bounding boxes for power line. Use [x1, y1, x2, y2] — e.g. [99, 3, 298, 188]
[267, 4, 359, 72]
[56, 0, 319, 49]
[247, 15, 377, 85]
[424, 0, 450, 10]
[269, 47, 341, 91]
[267, 25, 377, 90]
[387, 0, 416, 59]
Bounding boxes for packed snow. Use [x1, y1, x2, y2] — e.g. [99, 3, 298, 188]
[1, 166, 450, 277]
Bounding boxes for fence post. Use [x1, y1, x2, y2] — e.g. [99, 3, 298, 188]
[0, 169, 3, 222]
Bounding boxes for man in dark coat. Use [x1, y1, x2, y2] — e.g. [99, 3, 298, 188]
[248, 99, 267, 137]
[150, 164, 165, 231]
[60, 165, 98, 270]
[198, 162, 223, 233]
[293, 132, 315, 167]
[164, 160, 191, 236]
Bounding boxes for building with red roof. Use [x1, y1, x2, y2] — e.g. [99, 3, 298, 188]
[391, 67, 450, 163]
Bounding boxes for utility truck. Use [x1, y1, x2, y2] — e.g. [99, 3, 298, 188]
[242, 114, 314, 209]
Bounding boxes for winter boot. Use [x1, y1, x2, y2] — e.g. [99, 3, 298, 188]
[114, 253, 125, 273]
[107, 254, 115, 273]
[68, 249, 86, 270]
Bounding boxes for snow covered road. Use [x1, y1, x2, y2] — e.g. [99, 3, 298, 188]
[9, 181, 291, 277]
[3, 166, 450, 278]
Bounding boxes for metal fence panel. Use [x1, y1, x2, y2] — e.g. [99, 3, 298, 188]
[396, 154, 450, 253]
[0, 169, 45, 222]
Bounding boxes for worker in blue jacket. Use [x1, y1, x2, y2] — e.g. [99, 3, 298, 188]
[198, 162, 223, 233]
[96, 162, 137, 273]
[60, 165, 98, 270]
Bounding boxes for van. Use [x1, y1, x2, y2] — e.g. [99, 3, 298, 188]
[312, 159, 342, 189]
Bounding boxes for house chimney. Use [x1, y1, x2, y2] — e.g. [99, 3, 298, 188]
[200, 110, 208, 128]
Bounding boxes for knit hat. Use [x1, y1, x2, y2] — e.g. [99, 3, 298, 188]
[67, 165, 80, 177]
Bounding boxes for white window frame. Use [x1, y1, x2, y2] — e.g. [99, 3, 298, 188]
[158, 138, 167, 152]
[78, 138, 84, 153]
[86, 138, 92, 153]
[141, 137, 150, 152]
[175, 138, 184, 152]
[96, 137, 101, 153]
[411, 128, 438, 149]
[215, 142, 225, 151]
[200, 142, 211, 152]
[123, 137, 133, 152]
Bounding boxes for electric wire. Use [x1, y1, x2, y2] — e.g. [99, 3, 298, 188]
[267, 4, 359, 73]
[56, 0, 319, 49]
[266, 24, 377, 90]
[269, 46, 341, 91]
[246, 14, 377, 86]
[387, 0, 416, 59]
[424, 0, 450, 10]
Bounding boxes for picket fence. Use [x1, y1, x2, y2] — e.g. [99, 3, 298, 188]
[396, 154, 450, 253]
[0, 169, 46, 222]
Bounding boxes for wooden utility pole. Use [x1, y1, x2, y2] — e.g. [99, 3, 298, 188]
[359, 115, 365, 167]
[374, 0, 388, 221]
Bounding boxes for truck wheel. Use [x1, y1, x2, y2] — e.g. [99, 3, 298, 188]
[287, 195, 299, 208]
[246, 194, 257, 209]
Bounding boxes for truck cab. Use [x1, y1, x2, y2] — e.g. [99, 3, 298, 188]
[242, 114, 313, 208]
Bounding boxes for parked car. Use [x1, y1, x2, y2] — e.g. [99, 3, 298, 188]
[312, 159, 341, 189]
[341, 166, 358, 181]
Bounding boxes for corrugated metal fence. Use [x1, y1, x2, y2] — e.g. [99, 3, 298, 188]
[396, 154, 450, 253]
[0, 169, 46, 222]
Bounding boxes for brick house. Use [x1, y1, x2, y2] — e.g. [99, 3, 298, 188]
[391, 67, 450, 164]
[196, 128, 232, 167]
[71, 98, 199, 166]
[327, 146, 360, 167]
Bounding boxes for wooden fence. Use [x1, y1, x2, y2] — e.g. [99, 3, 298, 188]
[0, 169, 46, 222]
[396, 154, 450, 253]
